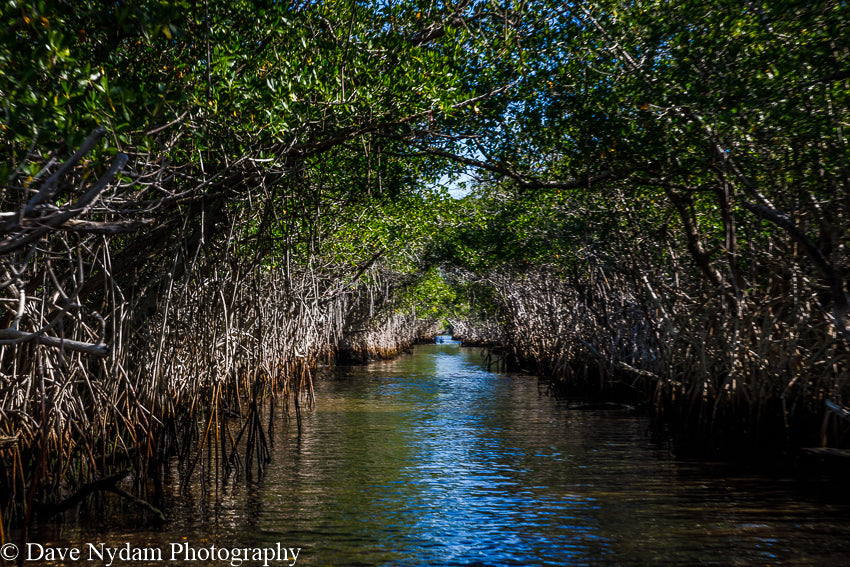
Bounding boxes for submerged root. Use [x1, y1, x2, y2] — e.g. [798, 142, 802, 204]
[449, 264, 850, 458]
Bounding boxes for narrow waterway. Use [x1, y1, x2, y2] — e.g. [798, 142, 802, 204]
[24, 338, 850, 565]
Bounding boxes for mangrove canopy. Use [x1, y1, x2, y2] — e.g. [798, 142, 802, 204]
[1, 0, 848, 528]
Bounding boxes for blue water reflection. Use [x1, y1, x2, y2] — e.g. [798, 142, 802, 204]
[29, 336, 850, 566]
[394, 341, 598, 565]
[263, 337, 619, 565]
[247, 336, 850, 566]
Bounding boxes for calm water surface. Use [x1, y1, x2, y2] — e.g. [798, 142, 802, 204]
[25, 338, 850, 565]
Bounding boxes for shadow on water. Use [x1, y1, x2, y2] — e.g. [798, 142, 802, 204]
[17, 336, 850, 566]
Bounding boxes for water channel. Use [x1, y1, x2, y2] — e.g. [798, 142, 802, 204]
[24, 337, 850, 565]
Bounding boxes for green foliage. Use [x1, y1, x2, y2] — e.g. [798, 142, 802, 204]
[0, 0, 521, 298]
[433, 0, 848, 292]
[4, 0, 848, 337]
